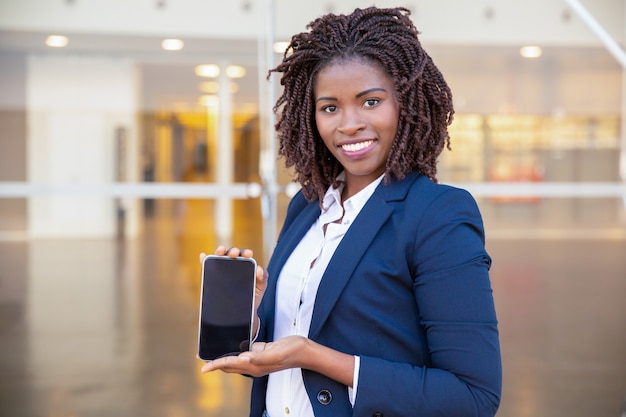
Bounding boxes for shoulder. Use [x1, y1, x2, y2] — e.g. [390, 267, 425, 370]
[382, 171, 477, 210]
[277, 188, 319, 238]
[284, 188, 316, 217]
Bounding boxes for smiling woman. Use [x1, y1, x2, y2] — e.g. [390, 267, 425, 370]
[201, 6, 501, 417]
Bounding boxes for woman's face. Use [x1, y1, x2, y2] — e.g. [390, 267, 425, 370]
[314, 58, 400, 193]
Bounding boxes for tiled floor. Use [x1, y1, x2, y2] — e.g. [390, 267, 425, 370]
[1, 199, 625, 416]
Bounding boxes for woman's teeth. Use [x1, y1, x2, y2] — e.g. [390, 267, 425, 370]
[340, 140, 374, 152]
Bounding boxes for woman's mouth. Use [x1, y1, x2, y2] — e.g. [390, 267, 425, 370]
[338, 139, 376, 160]
[340, 140, 374, 153]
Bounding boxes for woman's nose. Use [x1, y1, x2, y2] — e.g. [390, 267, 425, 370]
[336, 109, 366, 135]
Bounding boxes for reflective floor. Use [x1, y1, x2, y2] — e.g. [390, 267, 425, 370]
[1, 199, 626, 417]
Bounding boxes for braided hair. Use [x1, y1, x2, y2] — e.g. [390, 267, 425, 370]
[269, 6, 454, 202]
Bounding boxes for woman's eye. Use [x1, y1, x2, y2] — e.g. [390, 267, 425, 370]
[322, 105, 337, 113]
[364, 98, 380, 107]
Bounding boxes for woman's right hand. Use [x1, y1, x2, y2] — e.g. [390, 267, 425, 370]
[199, 246, 269, 336]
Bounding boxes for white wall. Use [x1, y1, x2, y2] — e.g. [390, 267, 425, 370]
[0, 0, 622, 46]
[27, 55, 139, 238]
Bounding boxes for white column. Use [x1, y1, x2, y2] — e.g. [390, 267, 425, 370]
[258, 0, 279, 261]
[622, 1, 626, 211]
[215, 63, 234, 245]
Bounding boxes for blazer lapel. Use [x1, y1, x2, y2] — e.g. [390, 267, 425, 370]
[307, 172, 421, 340]
[269, 199, 320, 275]
[265, 171, 421, 341]
[307, 190, 393, 340]
[264, 199, 320, 339]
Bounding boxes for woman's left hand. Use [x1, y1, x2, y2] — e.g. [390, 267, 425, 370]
[201, 335, 309, 377]
[201, 335, 355, 387]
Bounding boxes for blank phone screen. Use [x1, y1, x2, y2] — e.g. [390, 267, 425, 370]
[198, 256, 256, 361]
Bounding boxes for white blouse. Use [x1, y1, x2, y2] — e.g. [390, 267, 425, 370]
[265, 173, 383, 417]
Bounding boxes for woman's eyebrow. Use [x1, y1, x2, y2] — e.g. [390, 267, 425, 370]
[316, 87, 387, 103]
[315, 96, 337, 103]
[356, 87, 386, 98]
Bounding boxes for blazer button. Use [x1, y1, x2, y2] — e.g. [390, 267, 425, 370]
[316, 389, 332, 405]
[372, 413, 384, 417]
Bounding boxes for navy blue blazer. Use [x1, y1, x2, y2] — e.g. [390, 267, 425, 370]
[250, 171, 501, 417]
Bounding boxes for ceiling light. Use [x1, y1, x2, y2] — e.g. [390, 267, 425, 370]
[46, 35, 68, 48]
[195, 64, 220, 78]
[161, 38, 184, 51]
[520, 46, 542, 58]
[226, 65, 246, 78]
[273, 41, 290, 54]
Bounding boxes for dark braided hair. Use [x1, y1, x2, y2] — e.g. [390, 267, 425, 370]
[269, 6, 454, 202]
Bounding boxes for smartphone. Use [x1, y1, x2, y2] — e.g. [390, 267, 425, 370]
[197, 255, 257, 361]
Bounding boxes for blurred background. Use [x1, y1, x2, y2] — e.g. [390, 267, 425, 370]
[0, 0, 625, 416]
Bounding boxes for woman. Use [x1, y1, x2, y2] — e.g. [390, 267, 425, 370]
[202, 6, 502, 417]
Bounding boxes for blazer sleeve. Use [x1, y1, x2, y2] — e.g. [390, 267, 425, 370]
[353, 187, 502, 417]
